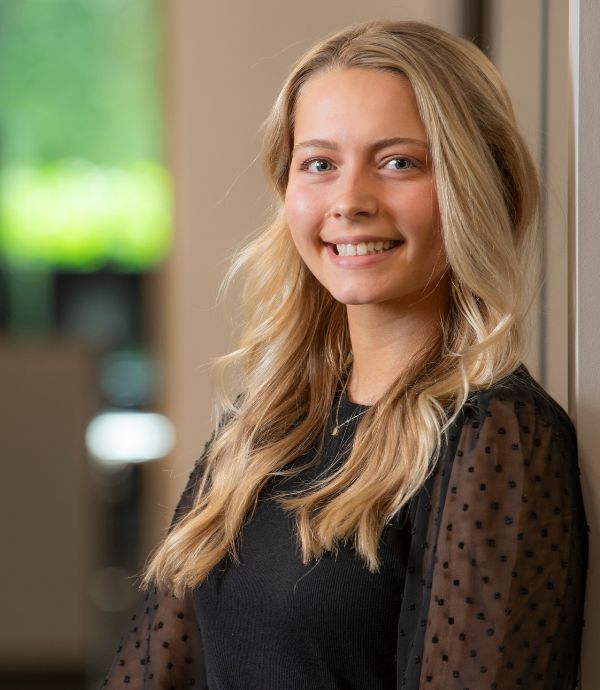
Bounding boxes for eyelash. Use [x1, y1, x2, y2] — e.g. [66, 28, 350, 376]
[299, 156, 418, 173]
[384, 157, 417, 171]
[299, 158, 334, 173]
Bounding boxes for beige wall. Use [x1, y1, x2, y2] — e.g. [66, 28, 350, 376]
[487, 0, 570, 408]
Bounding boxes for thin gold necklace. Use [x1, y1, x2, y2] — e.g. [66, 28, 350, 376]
[331, 377, 367, 436]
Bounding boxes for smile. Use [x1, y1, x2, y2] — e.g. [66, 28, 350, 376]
[333, 240, 402, 256]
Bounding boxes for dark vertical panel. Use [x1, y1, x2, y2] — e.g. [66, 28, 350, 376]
[538, 0, 549, 383]
[462, 0, 490, 54]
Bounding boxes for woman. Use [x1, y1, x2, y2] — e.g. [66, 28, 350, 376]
[103, 20, 588, 690]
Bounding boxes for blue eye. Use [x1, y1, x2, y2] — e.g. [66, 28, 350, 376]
[384, 157, 415, 170]
[303, 158, 333, 173]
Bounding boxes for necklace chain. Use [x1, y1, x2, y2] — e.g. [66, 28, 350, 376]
[331, 376, 367, 436]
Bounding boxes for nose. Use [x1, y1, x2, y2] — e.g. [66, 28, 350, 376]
[328, 168, 378, 220]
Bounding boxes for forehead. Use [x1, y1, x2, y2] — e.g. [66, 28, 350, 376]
[293, 68, 427, 143]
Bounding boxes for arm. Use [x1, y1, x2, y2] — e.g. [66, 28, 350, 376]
[419, 389, 588, 689]
[101, 459, 208, 689]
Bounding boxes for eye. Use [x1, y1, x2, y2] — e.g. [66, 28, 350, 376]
[301, 158, 334, 173]
[383, 157, 416, 171]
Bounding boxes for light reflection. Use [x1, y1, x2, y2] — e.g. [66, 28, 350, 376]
[86, 410, 175, 463]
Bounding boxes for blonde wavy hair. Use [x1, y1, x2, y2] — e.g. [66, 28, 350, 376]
[145, 19, 540, 596]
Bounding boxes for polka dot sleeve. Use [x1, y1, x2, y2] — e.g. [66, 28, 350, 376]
[417, 384, 588, 689]
[101, 458, 209, 689]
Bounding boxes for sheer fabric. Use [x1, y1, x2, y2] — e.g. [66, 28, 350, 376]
[102, 367, 588, 689]
[397, 373, 588, 689]
[102, 443, 209, 689]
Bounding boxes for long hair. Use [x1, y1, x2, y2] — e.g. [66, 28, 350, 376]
[145, 20, 540, 596]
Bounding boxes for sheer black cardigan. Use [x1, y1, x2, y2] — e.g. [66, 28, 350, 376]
[102, 366, 588, 689]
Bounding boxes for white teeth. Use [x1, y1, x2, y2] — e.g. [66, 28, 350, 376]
[334, 240, 399, 256]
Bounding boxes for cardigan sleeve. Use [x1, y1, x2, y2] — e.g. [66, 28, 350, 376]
[101, 456, 209, 689]
[413, 384, 588, 689]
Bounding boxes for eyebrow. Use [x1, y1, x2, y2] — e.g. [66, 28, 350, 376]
[292, 137, 428, 153]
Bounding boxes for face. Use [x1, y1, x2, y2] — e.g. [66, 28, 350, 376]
[285, 68, 449, 309]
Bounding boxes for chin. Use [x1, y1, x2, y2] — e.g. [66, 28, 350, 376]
[329, 290, 384, 306]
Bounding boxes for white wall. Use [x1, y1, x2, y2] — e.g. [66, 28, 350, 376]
[569, 0, 600, 685]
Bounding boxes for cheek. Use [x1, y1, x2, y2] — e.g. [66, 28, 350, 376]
[406, 185, 441, 241]
[427, 225, 449, 278]
[415, 186, 439, 226]
[284, 185, 322, 242]
[429, 199, 445, 253]
[403, 189, 446, 268]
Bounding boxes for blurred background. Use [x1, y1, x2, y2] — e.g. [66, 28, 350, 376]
[0, 1, 597, 688]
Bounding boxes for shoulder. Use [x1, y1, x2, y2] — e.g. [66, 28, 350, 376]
[435, 365, 584, 522]
[466, 364, 573, 431]
[455, 364, 577, 460]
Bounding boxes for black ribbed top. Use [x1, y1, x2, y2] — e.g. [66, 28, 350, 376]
[191, 392, 409, 690]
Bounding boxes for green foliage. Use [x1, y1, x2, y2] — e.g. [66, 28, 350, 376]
[0, 0, 163, 165]
[0, 0, 172, 270]
[0, 159, 171, 270]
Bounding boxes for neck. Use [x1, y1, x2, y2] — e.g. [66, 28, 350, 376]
[345, 278, 450, 405]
